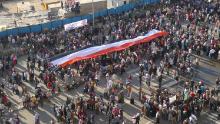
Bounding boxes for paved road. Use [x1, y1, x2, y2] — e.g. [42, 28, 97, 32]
[0, 55, 220, 124]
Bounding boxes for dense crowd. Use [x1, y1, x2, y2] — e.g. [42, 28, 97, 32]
[141, 80, 220, 124]
[0, 0, 220, 124]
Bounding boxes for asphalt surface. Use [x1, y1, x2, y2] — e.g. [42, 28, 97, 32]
[0, 55, 220, 124]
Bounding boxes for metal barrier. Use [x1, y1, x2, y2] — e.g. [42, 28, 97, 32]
[0, 0, 160, 37]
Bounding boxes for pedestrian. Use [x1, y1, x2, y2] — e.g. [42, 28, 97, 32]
[216, 77, 220, 86]
[0, 2, 3, 8]
[110, 93, 115, 105]
[189, 113, 197, 124]
[50, 119, 55, 124]
[0, 63, 3, 77]
[156, 110, 160, 124]
[218, 50, 220, 60]
[158, 75, 162, 89]
[61, 1, 63, 9]
[190, 80, 194, 91]
[34, 112, 40, 124]
[8, 117, 14, 124]
[14, 114, 20, 124]
[132, 113, 140, 124]
[95, 71, 100, 85]
[87, 114, 95, 124]
[108, 111, 112, 124]
[127, 84, 132, 97]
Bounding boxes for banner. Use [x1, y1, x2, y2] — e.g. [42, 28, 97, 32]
[51, 29, 168, 67]
[64, 19, 87, 31]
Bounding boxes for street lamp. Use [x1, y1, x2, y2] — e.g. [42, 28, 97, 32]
[139, 72, 142, 101]
[92, 0, 95, 26]
[139, 65, 144, 101]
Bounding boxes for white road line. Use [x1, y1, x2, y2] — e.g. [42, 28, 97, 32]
[162, 80, 177, 88]
[126, 68, 139, 74]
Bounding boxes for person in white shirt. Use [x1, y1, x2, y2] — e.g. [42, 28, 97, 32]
[34, 112, 40, 124]
[8, 117, 15, 124]
[13, 83, 19, 94]
[145, 73, 151, 87]
[209, 48, 215, 58]
[156, 110, 160, 124]
[218, 50, 220, 60]
[189, 114, 197, 124]
[107, 80, 113, 89]
[12, 38, 16, 45]
[106, 73, 110, 81]
[121, 58, 126, 65]
[195, 57, 199, 65]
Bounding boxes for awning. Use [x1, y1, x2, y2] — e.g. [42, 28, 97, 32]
[51, 29, 168, 67]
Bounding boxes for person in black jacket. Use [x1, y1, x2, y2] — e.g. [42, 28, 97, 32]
[158, 75, 162, 89]
[0, 2, 3, 9]
[216, 77, 220, 86]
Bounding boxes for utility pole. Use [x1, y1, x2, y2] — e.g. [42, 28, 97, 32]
[139, 73, 142, 101]
[139, 65, 144, 101]
[92, 0, 95, 26]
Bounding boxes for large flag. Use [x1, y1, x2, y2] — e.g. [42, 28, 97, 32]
[51, 29, 168, 67]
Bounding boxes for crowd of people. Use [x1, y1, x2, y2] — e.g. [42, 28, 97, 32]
[0, 0, 220, 123]
[141, 80, 220, 124]
[61, 0, 80, 14]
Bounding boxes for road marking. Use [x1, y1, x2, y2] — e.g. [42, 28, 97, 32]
[162, 80, 177, 88]
[125, 69, 178, 88]
[126, 68, 139, 74]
